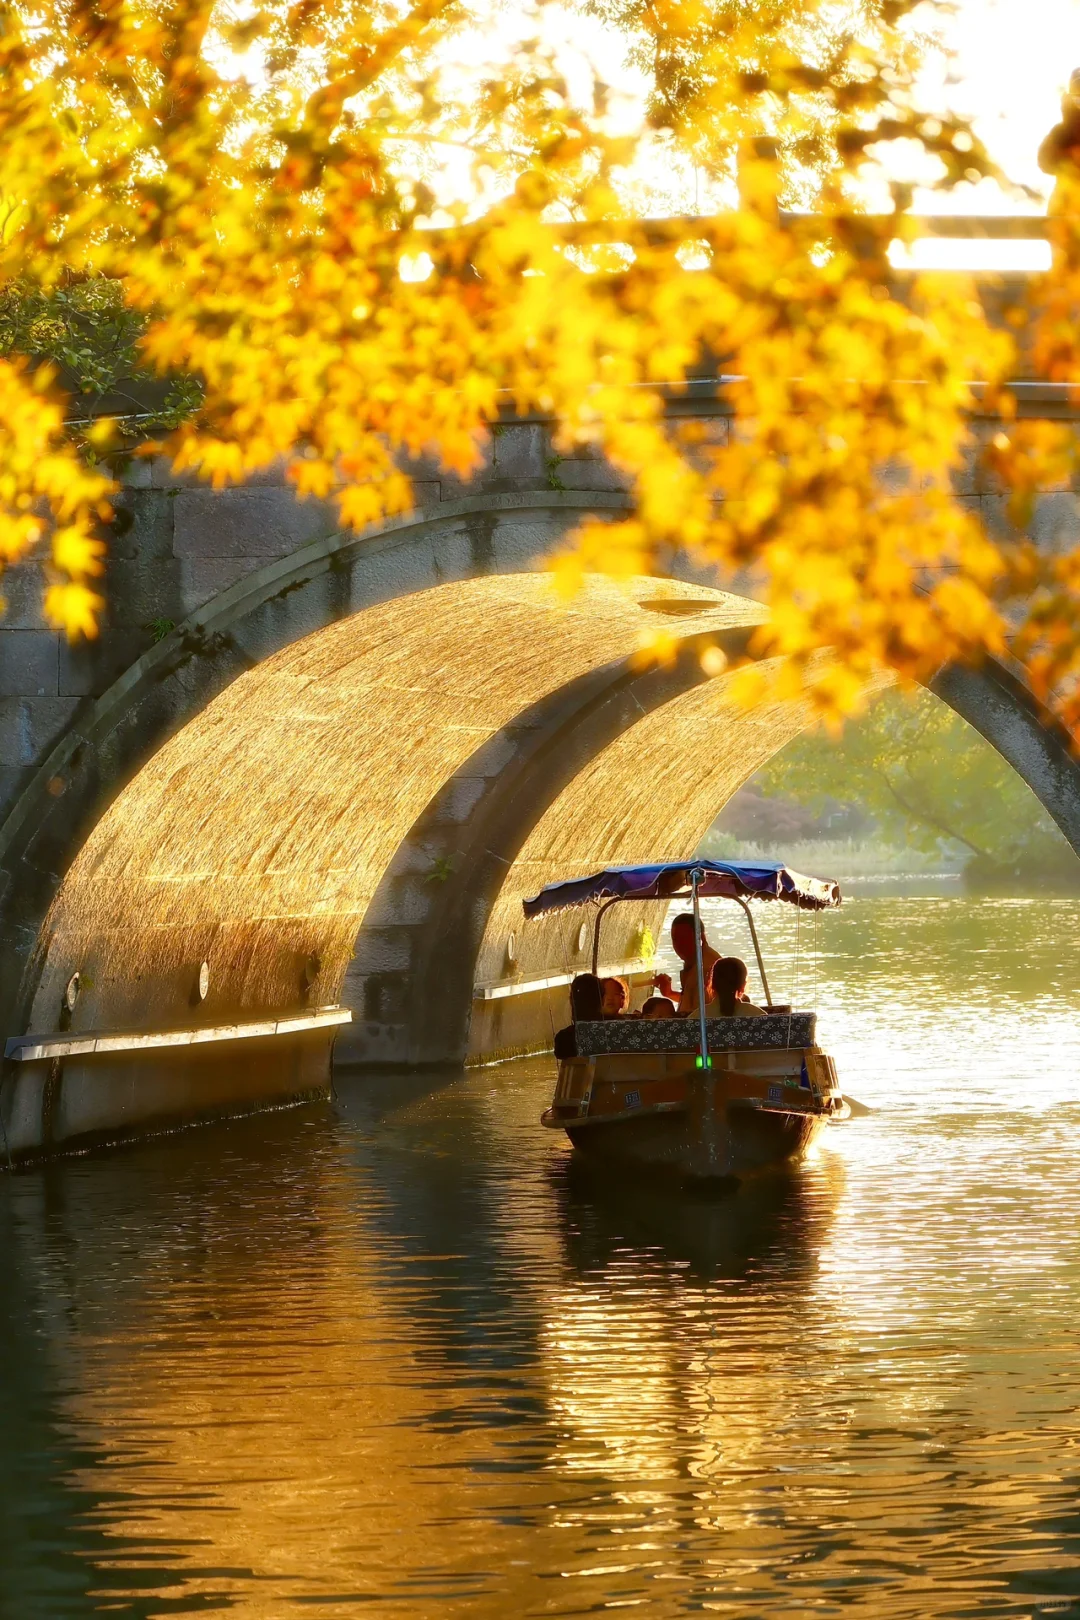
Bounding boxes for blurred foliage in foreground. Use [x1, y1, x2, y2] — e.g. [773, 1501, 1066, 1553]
[1, 0, 1080, 737]
[727, 689, 1080, 891]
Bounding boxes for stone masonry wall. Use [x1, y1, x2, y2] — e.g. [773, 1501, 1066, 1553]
[0, 419, 636, 826]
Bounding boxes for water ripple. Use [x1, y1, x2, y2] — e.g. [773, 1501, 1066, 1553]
[4, 898, 1080, 1617]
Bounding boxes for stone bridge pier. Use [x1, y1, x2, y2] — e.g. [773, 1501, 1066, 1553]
[1, 397, 1079, 1162]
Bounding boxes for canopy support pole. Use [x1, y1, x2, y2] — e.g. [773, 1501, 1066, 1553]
[690, 867, 711, 1069]
[734, 897, 772, 1008]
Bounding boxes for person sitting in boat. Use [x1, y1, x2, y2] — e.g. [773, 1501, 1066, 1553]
[652, 913, 720, 1018]
[553, 973, 604, 1057]
[707, 956, 767, 1018]
[601, 976, 630, 1017]
[640, 995, 677, 1020]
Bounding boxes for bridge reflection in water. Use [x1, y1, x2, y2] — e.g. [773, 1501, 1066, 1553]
[4, 896, 1080, 1617]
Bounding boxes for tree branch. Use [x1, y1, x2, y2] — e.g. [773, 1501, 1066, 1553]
[877, 767, 993, 860]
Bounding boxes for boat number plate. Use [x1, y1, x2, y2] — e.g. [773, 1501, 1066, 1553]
[767, 1084, 784, 1105]
[623, 1090, 642, 1109]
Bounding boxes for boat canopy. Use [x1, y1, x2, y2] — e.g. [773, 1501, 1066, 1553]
[522, 859, 841, 919]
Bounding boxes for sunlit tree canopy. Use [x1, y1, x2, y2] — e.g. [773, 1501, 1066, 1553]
[2, 0, 1079, 724]
[753, 686, 1080, 885]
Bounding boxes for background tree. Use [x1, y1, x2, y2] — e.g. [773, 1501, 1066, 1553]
[0, 0, 1077, 736]
[748, 687, 1080, 885]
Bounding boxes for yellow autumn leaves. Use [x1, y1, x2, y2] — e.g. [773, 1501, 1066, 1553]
[0, 0, 1078, 732]
[0, 356, 110, 631]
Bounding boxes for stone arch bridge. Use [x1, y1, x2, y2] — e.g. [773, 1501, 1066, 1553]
[1, 383, 1078, 1160]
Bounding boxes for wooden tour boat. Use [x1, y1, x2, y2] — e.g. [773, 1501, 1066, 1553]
[524, 859, 848, 1182]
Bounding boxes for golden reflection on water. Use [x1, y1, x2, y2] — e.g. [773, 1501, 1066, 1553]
[6, 899, 1080, 1617]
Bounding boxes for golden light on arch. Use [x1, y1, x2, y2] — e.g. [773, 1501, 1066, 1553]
[30, 574, 761, 1034]
[477, 661, 893, 994]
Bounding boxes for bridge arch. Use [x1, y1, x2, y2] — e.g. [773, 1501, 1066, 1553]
[0, 490, 646, 1031]
[1, 488, 1078, 1158]
[22, 570, 759, 1040]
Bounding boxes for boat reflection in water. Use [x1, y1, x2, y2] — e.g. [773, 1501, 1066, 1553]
[526, 858, 846, 1179]
[552, 1149, 838, 1283]
[539, 1152, 843, 1508]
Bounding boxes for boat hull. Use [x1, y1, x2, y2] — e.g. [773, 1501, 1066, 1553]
[565, 1102, 824, 1180]
[544, 1046, 840, 1181]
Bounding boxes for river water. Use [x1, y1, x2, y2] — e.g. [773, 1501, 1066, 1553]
[3, 896, 1080, 1619]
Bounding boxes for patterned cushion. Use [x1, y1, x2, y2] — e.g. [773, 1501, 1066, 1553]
[574, 1012, 816, 1055]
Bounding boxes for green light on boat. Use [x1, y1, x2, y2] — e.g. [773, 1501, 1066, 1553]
[696, 1055, 712, 1069]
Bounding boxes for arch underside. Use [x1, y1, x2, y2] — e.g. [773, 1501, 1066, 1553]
[28, 574, 763, 1039]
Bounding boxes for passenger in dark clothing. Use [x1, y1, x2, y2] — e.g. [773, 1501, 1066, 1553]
[553, 1026, 577, 1058]
[571, 973, 604, 1020]
[553, 973, 604, 1059]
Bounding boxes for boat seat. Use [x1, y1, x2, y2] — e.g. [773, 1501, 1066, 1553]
[574, 1012, 817, 1056]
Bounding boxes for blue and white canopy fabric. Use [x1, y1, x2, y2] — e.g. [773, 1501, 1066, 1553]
[522, 859, 841, 919]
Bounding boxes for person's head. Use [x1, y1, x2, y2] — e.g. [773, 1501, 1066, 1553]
[569, 973, 604, 1022]
[601, 976, 629, 1016]
[710, 956, 749, 1016]
[641, 995, 676, 1020]
[669, 912, 701, 964]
